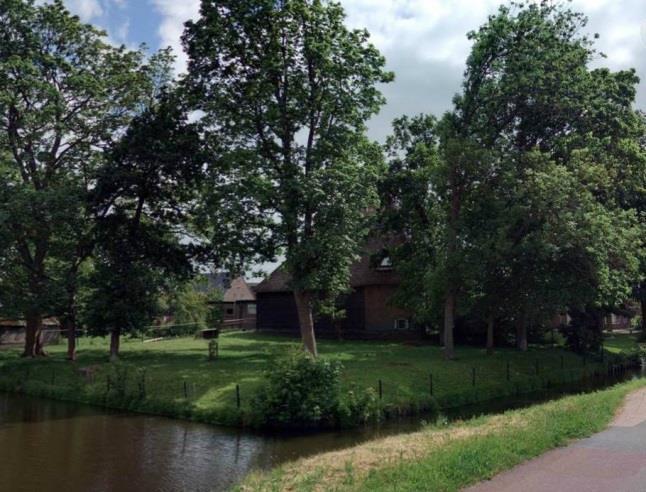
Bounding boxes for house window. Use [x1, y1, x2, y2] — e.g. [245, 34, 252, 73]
[247, 303, 257, 315]
[394, 319, 410, 330]
[226, 308, 234, 315]
[377, 256, 393, 271]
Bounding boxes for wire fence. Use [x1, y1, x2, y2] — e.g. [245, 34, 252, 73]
[2, 351, 641, 417]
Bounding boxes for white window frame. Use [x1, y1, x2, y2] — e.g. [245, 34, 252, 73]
[377, 256, 393, 271]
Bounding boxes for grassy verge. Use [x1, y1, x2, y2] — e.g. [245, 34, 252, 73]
[0, 331, 622, 427]
[239, 378, 646, 491]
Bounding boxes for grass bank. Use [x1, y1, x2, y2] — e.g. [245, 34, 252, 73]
[0, 331, 633, 427]
[239, 378, 646, 491]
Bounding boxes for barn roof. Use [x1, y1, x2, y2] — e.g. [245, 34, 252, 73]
[255, 237, 400, 294]
[222, 276, 257, 302]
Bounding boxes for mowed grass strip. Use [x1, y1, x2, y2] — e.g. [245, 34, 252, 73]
[239, 378, 646, 492]
[0, 330, 610, 424]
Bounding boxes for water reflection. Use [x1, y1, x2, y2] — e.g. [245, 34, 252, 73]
[0, 393, 421, 492]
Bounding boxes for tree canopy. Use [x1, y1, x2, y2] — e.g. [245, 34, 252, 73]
[183, 0, 393, 356]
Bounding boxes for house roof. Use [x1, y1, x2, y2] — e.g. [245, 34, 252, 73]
[255, 237, 401, 294]
[222, 276, 257, 303]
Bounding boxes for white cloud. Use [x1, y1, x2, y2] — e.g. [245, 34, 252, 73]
[65, 0, 103, 21]
[150, 0, 200, 74]
[340, 0, 646, 139]
[114, 17, 130, 43]
[103, 0, 646, 138]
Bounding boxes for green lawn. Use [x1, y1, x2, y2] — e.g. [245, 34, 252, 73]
[603, 332, 642, 354]
[0, 331, 624, 426]
[240, 378, 646, 491]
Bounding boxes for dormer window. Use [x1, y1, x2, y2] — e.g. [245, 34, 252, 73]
[377, 256, 393, 271]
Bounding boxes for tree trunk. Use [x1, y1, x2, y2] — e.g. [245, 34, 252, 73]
[294, 290, 318, 357]
[443, 293, 455, 360]
[22, 312, 45, 358]
[516, 315, 528, 352]
[110, 328, 120, 362]
[641, 291, 646, 333]
[65, 316, 76, 361]
[486, 315, 494, 355]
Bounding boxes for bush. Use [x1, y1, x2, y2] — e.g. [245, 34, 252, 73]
[338, 387, 382, 427]
[559, 322, 602, 354]
[251, 349, 343, 428]
[250, 349, 384, 429]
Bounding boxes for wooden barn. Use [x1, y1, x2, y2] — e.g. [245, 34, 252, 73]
[255, 242, 417, 339]
[218, 276, 257, 330]
[0, 318, 61, 346]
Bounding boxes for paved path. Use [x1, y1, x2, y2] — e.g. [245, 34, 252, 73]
[466, 388, 646, 492]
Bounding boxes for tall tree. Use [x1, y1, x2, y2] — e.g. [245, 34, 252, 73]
[0, 0, 150, 357]
[381, 115, 446, 338]
[84, 92, 203, 360]
[450, 1, 643, 351]
[183, 0, 393, 356]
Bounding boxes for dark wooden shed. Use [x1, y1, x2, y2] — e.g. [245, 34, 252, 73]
[255, 239, 417, 339]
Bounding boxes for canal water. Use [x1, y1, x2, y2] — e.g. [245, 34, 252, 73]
[1, 368, 643, 492]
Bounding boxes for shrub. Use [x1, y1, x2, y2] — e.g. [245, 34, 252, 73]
[251, 349, 343, 428]
[338, 387, 382, 427]
[559, 322, 602, 354]
[107, 363, 129, 399]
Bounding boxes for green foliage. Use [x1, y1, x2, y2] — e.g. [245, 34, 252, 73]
[184, 0, 393, 351]
[560, 321, 602, 355]
[0, 0, 173, 355]
[251, 349, 344, 428]
[161, 279, 215, 332]
[381, 115, 445, 326]
[82, 91, 203, 350]
[337, 387, 383, 428]
[81, 219, 188, 340]
[383, 1, 644, 348]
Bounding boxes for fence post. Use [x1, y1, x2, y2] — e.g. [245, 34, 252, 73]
[183, 380, 188, 399]
[429, 373, 433, 396]
[139, 370, 146, 399]
[472, 368, 476, 387]
[51, 369, 56, 385]
[378, 379, 383, 400]
[236, 384, 241, 409]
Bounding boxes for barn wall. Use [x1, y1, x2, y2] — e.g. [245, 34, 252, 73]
[363, 285, 412, 332]
[257, 286, 418, 339]
[256, 292, 300, 333]
[257, 290, 366, 335]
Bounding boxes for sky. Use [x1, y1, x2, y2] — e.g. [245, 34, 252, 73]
[62, 0, 646, 143]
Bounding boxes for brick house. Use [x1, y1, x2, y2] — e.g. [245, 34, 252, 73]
[255, 241, 416, 339]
